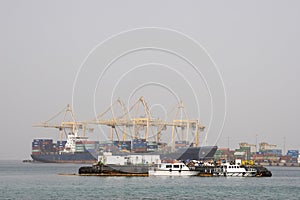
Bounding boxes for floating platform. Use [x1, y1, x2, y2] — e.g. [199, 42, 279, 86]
[79, 173, 148, 177]
[58, 173, 148, 177]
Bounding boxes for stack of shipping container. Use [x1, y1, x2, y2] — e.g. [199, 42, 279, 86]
[118, 141, 132, 151]
[31, 139, 54, 155]
[75, 141, 99, 153]
[98, 141, 119, 153]
[175, 141, 189, 149]
[132, 139, 147, 153]
[147, 141, 158, 152]
[287, 150, 299, 163]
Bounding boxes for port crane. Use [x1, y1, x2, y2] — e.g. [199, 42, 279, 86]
[89, 97, 205, 152]
[89, 97, 164, 142]
[169, 100, 204, 151]
[33, 97, 205, 152]
[33, 104, 91, 142]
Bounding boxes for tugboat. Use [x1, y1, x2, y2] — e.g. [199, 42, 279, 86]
[218, 160, 257, 177]
[193, 159, 272, 177]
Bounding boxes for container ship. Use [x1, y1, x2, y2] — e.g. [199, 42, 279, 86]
[31, 132, 98, 163]
[31, 133, 217, 163]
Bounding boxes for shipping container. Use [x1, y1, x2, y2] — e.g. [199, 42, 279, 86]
[132, 142, 147, 145]
[132, 147, 147, 153]
[287, 150, 299, 158]
[84, 144, 96, 149]
[119, 142, 131, 150]
[33, 139, 52, 142]
[41, 144, 53, 151]
[147, 141, 157, 145]
[132, 139, 146, 142]
[57, 141, 67, 146]
[175, 141, 188, 145]
[261, 149, 282, 156]
[147, 145, 158, 151]
[133, 143, 147, 147]
[83, 141, 97, 144]
[287, 150, 299, 154]
[147, 145, 158, 149]
[32, 141, 40, 146]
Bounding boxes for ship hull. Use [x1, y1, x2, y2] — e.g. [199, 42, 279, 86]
[31, 146, 217, 163]
[160, 146, 218, 161]
[31, 152, 97, 164]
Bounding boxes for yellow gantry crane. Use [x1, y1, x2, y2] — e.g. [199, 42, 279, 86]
[34, 97, 206, 152]
[169, 101, 205, 151]
[89, 97, 162, 142]
[33, 104, 90, 142]
[89, 97, 205, 152]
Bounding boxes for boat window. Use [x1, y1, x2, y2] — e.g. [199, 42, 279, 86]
[229, 166, 231, 168]
[224, 166, 227, 169]
[237, 166, 239, 168]
[173, 165, 179, 168]
[158, 164, 161, 168]
[166, 165, 172, 168]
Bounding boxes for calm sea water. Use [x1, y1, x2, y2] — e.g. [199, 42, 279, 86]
[0, 161, 299, 200]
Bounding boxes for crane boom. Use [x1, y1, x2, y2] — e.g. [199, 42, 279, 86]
[34, 97, 206, 152]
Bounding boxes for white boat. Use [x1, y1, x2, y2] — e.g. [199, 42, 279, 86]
[149, 162, 199, 176]
[219, 159, 257, 177]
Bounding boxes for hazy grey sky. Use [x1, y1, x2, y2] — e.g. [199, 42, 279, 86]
[1, 0, 299, 160]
